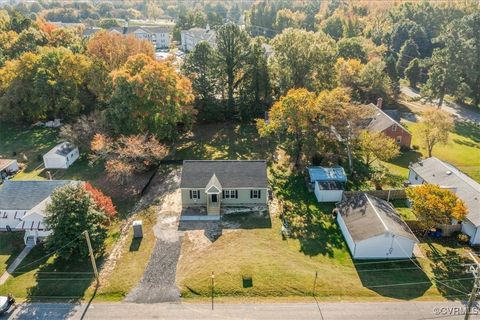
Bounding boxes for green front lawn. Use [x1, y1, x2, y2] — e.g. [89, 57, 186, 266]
[176, 163, 474, 301]
[0, 232, 25, 275]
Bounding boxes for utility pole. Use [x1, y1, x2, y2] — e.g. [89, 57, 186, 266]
[84, 231, 99, 285]
[465, 254, 480, 320]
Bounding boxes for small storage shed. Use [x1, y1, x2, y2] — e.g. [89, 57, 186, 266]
[307, 166, 347, 202]
[43, 142, 79, 169]
[336, 193, 418, 260]
[0, 159, 19, 181]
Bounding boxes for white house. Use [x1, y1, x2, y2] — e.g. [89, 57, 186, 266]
[43, 142, 79, 169]
[0, 159, 19, 181]
[0, 180, 75, 245]
[180, 26, 216, 52]
[336, 193, 418, 259]
[307, 166, 347, 202]
[110, 25, 171, 49]
[409, 157, 480, 244]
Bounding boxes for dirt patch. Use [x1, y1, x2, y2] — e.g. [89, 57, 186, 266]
[95, 170, 155, 200]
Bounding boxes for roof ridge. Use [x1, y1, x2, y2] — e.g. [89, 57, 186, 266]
[365, 193, 389, 233]
[426, 157, 480, 191]
[368, 103, 409, 133]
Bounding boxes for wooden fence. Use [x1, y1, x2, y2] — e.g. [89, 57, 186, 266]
[343, 189, 407, 201]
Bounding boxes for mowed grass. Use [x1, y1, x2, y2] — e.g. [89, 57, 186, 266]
[0, 232, 25, 275]
[176, 163, 474, 301]
[383, 121, 480, 183]
[93, 207, 158, 301]
[0, 223, 121, 301]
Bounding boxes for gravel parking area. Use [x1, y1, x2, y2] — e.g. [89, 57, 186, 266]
[125, 170, 183, 303]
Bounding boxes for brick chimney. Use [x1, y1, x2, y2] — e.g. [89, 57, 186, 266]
[376, 97, 383, 109]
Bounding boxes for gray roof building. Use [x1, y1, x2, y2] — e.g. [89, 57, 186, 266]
[337, 193, 418, 242]
[180, 160, 268, 189]
[0, 180, 75, 210]
[409, 157, 480, 226]
[364, 103, 409, 133]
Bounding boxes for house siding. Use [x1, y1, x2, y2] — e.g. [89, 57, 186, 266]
[382, 125, 412, 148]
[0, 209, 26, 230]
[181, 188, 268, 206]
[354, 234, 415, 260]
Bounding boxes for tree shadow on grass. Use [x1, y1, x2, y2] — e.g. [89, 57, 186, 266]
[425, 240, 474, 300]
[454, 121, 480, 143]
[270, 166, 345, 258]
[9, 244, 102, 302]
[356, 259, 431, 300]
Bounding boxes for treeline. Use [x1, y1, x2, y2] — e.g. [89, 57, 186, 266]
[239, 1, 480, 107]
[0, 10, 194, 142]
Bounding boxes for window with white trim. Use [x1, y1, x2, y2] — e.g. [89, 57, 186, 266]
[190, 190, 200, 199]
[222, 190, 238, 199]
[251, 189, 261, 199]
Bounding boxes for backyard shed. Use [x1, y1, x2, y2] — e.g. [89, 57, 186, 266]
[307, 166, 347, 202]
[336, 193, 418, 260]
[0, 159, 19, 181]
[43, 142, 79, 169]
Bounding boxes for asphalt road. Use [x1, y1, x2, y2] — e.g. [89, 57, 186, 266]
[4, 301, 480, 320]
[400, 86, 480, 124]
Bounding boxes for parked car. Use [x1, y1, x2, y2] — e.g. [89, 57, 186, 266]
[0, 294, 15, 315]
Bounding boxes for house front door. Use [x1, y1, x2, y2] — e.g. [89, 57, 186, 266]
[211, 194, 218, 203]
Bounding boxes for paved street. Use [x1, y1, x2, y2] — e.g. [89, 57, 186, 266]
[4, 301, 480, 320]
[400, 86, 480, 124]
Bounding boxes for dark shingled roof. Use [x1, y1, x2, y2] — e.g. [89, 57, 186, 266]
[337, 193, 418, 242]
[180, 160, 268, 189]
[364, 103, 409, 134]
[0, 180, 75, 210]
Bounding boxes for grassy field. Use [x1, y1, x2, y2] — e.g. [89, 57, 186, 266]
[176, 163, 474, 301]
[383, 121, 480, 183]
[0, 232, 25, 275]
[93, 207, 158, 301]
[0, 223, 121, 301]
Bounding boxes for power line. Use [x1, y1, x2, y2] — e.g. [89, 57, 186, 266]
[14, 233, 85, 273]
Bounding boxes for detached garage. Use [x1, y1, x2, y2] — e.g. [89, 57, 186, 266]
[43, 142, 79, 169]
[336, 193, 418, 260]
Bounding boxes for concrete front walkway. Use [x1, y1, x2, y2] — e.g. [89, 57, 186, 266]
[0, 245, 33, 285]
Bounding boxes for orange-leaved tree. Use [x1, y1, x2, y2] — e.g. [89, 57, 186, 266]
[84, 182, 117, 219]
[406, 183, 467, 232]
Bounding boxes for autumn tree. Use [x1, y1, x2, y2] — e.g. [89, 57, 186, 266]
[45, 183, 108, 261]
[84, 182, 117, 218]
[406, 184, 467, 231]
[106, 54, 195, 139]
[417, 110, 454, 157]
[270, 28, 337, 95]
[59, 110, 106, 150]
[91, 133, 168, 183]
[86, 30, 155, 71]
[337, 37, 367, 63]
[0, 47, 93, 123]
[257, 88, 318, 167]
[357, 131, 400, 167]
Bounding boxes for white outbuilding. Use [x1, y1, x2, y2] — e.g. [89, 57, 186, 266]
[43, 142, 79, 169]
[336, 193, 418, 260]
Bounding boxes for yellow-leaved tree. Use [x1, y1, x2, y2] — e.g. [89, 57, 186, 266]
[406, 184, 467, 232]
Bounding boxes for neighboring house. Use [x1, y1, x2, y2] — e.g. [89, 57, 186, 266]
[307, 166, 347, 202]
[363, 102, 412, 148]
[409, 157, 480, 244]
[336, 193, 418, 259]
[180, 26, 216, 52]
[180, 160, 268, 215]
[82, 26, 102, 38]
[0, 159, 19, 181]
[0, 180, 75, 245]
[110, 24, 172, 49]
[43, 142, 79, 169]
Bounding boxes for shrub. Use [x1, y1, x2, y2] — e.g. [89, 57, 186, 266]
[457, 233, 470, 244]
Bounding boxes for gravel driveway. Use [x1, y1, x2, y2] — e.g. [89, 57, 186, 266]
[125, 169, 183, 303]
